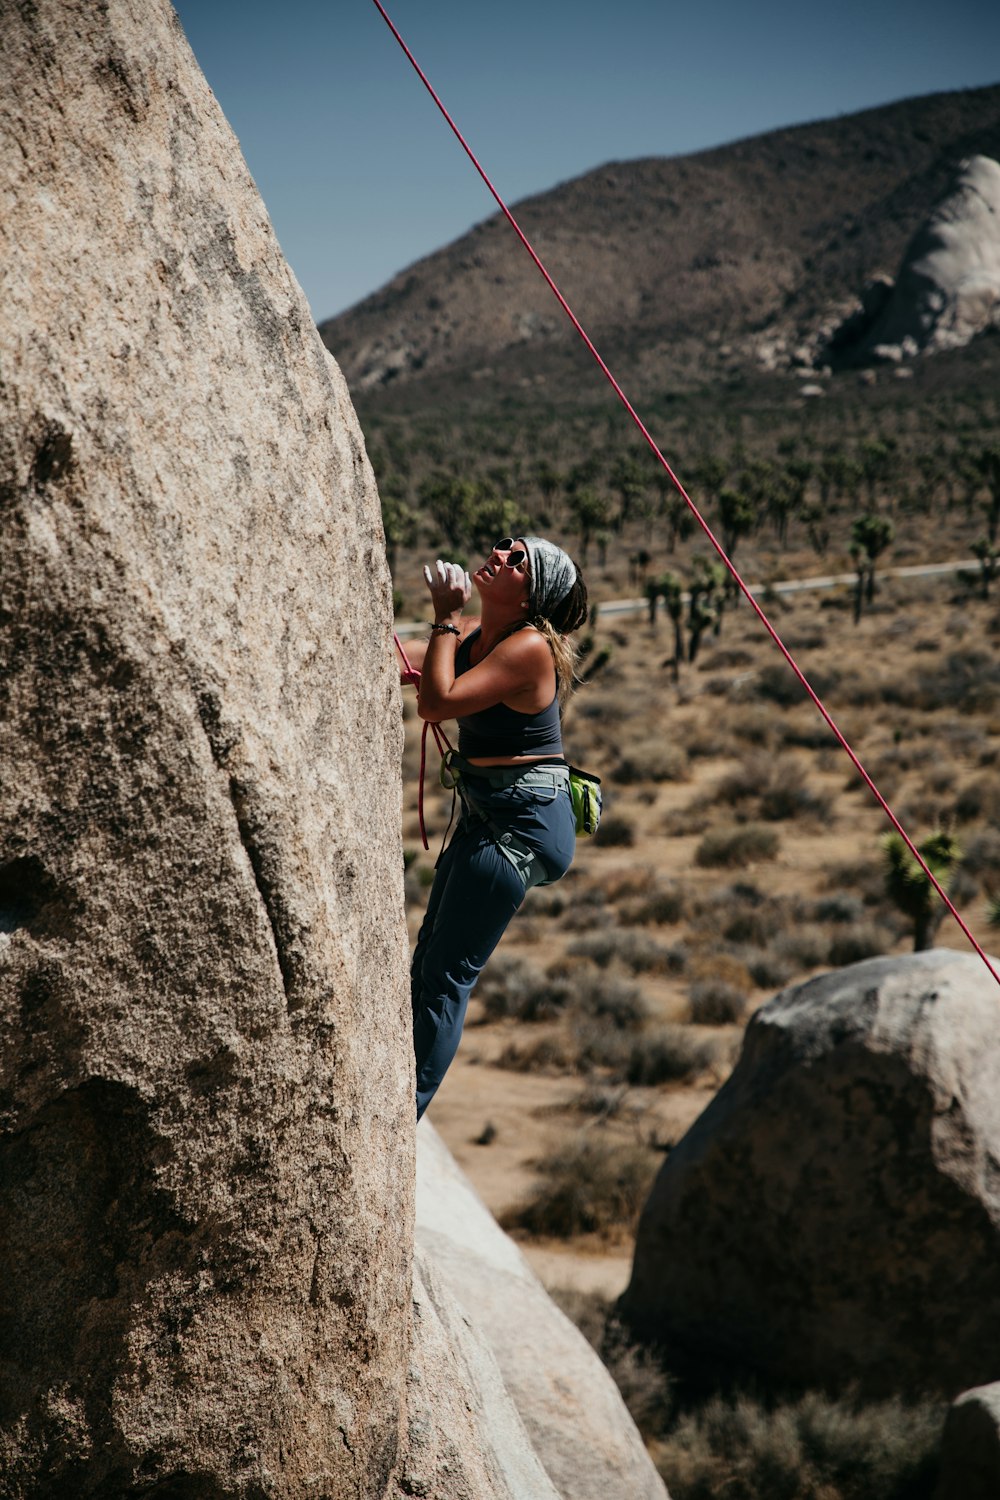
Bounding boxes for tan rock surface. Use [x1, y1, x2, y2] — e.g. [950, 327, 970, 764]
[0, 1, 414, 1493]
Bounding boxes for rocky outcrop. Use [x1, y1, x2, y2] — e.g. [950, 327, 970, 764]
[935, 1383, 1000, 1500]
[827, 155, 1000, 364]
[0, 1, 415, 1494]
[416, 1124, 669, 1500]
[620, 950, 1000, 1397]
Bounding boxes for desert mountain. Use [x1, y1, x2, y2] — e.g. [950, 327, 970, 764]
[320, 83, 1000, 398]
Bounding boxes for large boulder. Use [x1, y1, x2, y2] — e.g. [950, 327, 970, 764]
[828, 155, 1000, 363]
[416, 1123, 670, 1500]
[620, 950, 1000, 1397]
[935, 1382, 1000, 1500]
[0, 1, 417, 1494]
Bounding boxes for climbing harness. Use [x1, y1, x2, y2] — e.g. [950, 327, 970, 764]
[375, 1, 999, 988]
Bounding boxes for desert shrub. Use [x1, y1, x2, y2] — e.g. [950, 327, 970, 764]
[574, 1083, 629, 1118]
[688, 979, 747, 1026]
[548, 1286, 609, 1350]
[758, 771, 830, 824]
[572, 974, 650, 1029]
[728, 705, 778, 748]
[699, 882, 796, 946]
[656, 1387, 943, 1500]
[593, 812, 636, 847]
[756, 661, 839, 707]
[773, 923, 830, 971]
[576, 683, 636, 721]
[602, 1325, 676, 1438]
[619, 884, 687, 926]
[495, 1035, 574, 1074]
[952, 776, 1000, 825]
[613, 739, 689, 785]
[559, 903, 616, 932]
[623, 1025, 722, 1086]
[744, 949, 797, 990]
[813, 893, 864, 924]
[822, 860, 891, 912]
[712, 755, 830, 824]
[677, 722, 736, 758]
[712, 757, 772, 808]
[522, 885, 567, 917]
[568, 929, 686, 977]
[505, 1135, 659, 1238]
[696, 823, 780, 868]
[962, 826, 1000, 879]
[475, 955, 572, 1022]
[827, 922, 891, 967]
[834, 669, 888, 708]
[571, 1018, 640, 1076]
[909, 649, 1000, 713]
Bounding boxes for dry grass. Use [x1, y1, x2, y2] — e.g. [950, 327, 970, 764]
[655, 1388, 944, 1500]
[501, 1134, 660, 1239]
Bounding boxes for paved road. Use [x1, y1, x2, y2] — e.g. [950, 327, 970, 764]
[394, 557, 980, 637]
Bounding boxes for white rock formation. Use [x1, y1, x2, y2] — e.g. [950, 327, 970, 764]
[417, 1123, 670, 1500]
[829, 155, 1000, 362]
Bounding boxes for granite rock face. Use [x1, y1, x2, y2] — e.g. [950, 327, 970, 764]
[621, 951, 1000, 1397]
[416, 1124, 670, 1500]
[828, 155, 1000, 363]
[0, 1, 414, 1494]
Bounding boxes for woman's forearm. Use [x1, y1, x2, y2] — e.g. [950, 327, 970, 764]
[417, 614, 463, 719]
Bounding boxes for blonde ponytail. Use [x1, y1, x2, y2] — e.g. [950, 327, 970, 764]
[536, 618, 579, 707]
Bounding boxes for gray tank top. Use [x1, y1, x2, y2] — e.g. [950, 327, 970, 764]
[455, 628, 562, 758]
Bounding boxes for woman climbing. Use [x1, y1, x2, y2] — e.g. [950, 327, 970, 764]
[400, 536, 588, 1120]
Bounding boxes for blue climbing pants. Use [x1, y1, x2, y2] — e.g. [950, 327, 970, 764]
[412, 759, 576, 1120]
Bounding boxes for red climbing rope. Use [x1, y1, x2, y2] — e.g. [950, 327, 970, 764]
[373, 1, 999, 986]
[395, 632, 453, 849]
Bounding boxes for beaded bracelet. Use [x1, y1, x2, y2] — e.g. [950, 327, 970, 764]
[429, 622, 461, 637]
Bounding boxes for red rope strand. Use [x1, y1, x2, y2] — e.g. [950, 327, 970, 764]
[373, 1, 998, 986]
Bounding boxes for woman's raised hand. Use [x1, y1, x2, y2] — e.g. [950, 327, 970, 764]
[423, 559, 472, 619]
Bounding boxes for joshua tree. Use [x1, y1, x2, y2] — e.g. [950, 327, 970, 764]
[971, 537, 998, 599]
[645, 573, 686, 679]
[801, 503, 831, 558]
[629, 548, 652, 590]
[610, 454, 647, 534]
[566, 487, 611, 563]
[656, 477, 694, 552]
[687, 558, 725, 663]
[860, 437, 897, 509]
[975, 444, 1000, 544]
[850, 513, 895, 622]
[880, 829, 962, 952]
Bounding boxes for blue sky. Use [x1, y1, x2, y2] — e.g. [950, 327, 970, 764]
[172, 0, 1000, 323]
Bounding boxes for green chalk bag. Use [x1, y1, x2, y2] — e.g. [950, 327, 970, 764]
[568, 766, 602, 837]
